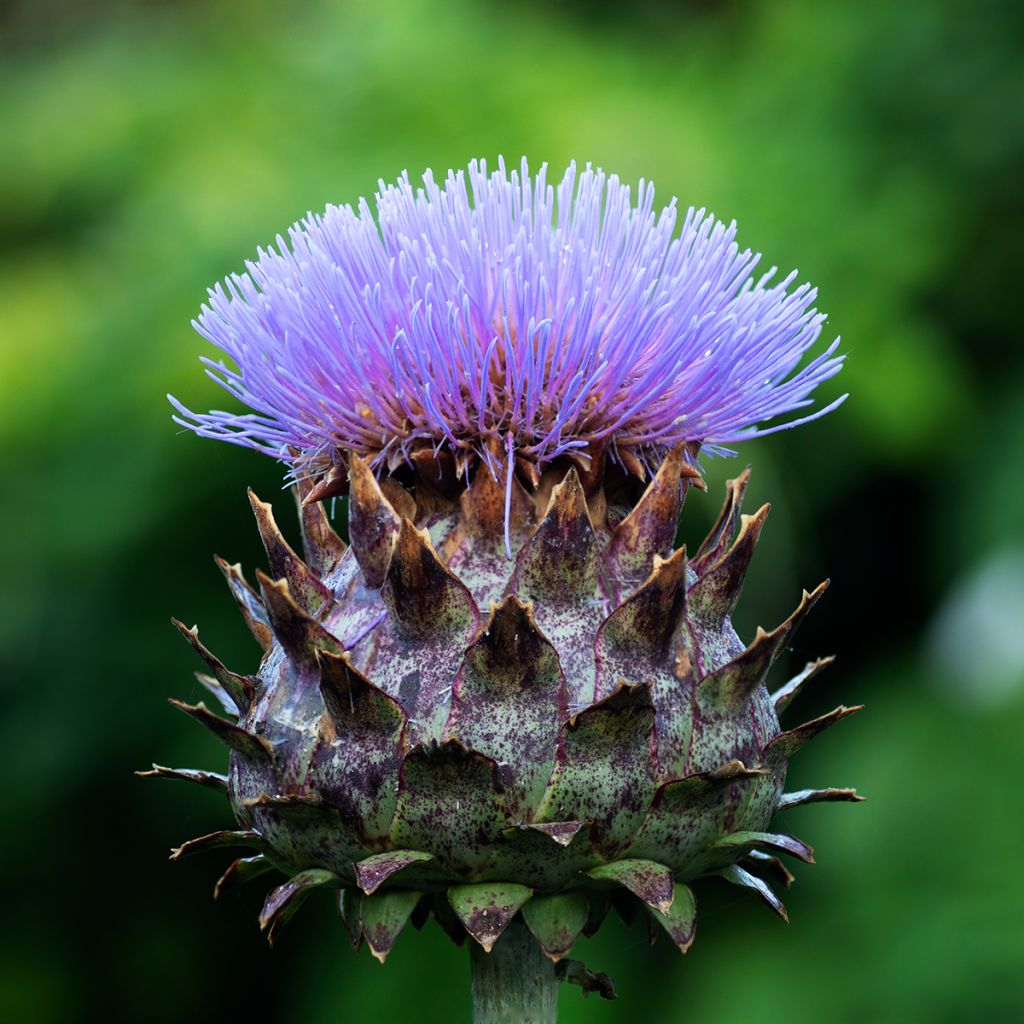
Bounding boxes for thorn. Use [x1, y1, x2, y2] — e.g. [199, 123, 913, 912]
[765, 704, 864, 763]
[566, 678, 654, 728]
[649, 757, 767, 802]
[510, 468, 599, 603]
[293, 475, 347, 575]
[390, 741, 507, 878]
[646, 881, 697, 953]
[316, 648, 407, 735]
[688, 503, 770, 620]
[698, 581, 829, 710]
[409, 447, 460, 515]
[382, 517, 478, 640]
[777, 787, 863, 811]
[714, 830, 815, 864]
[256, 572, 343, 673]
[519, 820, 589, 848]
[584, 859, 675, 916]
[693, 468, 752, 570]
[353, 850, 433, 896]
[548, 680, 658, 860]
[521, 891, 590, 961]
[169, 699, 274, 764]
[337, 889, 365, 950]
[237, 792, 325, 811]
[742, 850, 796, 888]
[193, 671, 240, 718]
[461, 454, 533, 541]
[606, 444, 693, 580]
[249, 489, 334, 613]
[347, 454, 401, 589]
[301, 462, 349, 505]
[459, 595, 558, 692]
[716, 864, 788, 922]
[380, 477, 417, 521]
[171, 618, 255, 715]
[259, 869, 339, 945]
[570, 440, 606, 495]
[771, 656, 836, 714]
[707, 758, 768, 780]
[214, 557, 274, 652]
[598, 547, 688, 656]
[618, 447, 646, 480]
[360, 889, 424, 962]
[448, 593, 565, 809]
[447, 883, 533, 952]
[169, 829, 265, 861]
[213, 855, 275, 900]
[135, 763, 227, 791]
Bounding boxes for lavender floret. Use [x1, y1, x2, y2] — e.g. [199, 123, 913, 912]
[171, 157, 845, 479]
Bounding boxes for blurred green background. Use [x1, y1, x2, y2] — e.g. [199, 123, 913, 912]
[2, 0, 1022, 1020]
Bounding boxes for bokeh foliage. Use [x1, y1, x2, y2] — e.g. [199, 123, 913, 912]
[1, 0, 1021, 1021]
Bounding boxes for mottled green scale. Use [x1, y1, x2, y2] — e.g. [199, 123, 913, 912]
[308, 650, 406, 845]
[155, 455, 859, 962]
[537, 684, 657, 859]
[446, 596, 565, 817]
[507, 469, 608, 706]
[389, 741, 507, 876]
[521, 891, 590, 960]
[626, 765, 763, 874]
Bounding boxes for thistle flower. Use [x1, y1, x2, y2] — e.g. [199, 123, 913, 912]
[170, 160, 843, 478]
[151, 158, 860, 1022]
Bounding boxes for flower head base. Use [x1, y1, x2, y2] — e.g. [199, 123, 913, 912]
[171, 158, 845, 488]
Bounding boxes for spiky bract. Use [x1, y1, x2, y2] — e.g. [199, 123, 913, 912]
[150, 452, 861, 965]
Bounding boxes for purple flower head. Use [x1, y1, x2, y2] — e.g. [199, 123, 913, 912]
[171, 158, 845, 487]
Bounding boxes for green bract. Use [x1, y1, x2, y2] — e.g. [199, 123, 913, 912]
[148, 447, 860, 975]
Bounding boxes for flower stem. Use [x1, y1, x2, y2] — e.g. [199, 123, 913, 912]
[470, 921, 559, 1023]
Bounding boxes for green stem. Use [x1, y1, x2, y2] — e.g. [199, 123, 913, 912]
[470, 920, 559, 1023]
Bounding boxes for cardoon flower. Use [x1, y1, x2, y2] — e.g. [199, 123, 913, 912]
[149, 158, 860, 1022]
